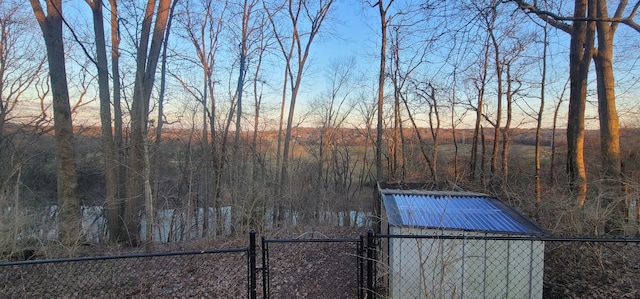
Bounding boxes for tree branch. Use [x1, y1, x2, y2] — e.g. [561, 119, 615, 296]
[507, 0, 571, 33]
[508, 0, 640, 34]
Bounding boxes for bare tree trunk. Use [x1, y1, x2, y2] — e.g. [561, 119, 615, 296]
[264, 0, 293, 199]
[391, 78, 399, 181]
[594, 0, 624, 231]
[235, 0, 258, 174]
[402, 96, 434, 179]
[126, 0, 172, 246]
[567, 0, 595, 207]
[389, 33, 400, 180]
[550, 84, 566, 184]
[87, 0, 120, 243]
[535, 25, 548, 205]
[428, 87, 440, 183]
[30, 0, 81, 244]
[375, 0, 390, 184]
[471, 41, 490, 181]
[481, 125, 487, 186]
[251, 38, 266, 182]
[266, 0, 334, 223]
[108, 0, 127, 242]
[451, 71, 459, 181]
[487, 7, 502, 182]
[148, 0, 178, 243]
[501, 65, 513, 185]
[373, 0, 392, 234]
[594, 0, 622, 178]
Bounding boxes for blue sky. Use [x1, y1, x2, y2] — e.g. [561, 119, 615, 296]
[19, 0, 639, 130]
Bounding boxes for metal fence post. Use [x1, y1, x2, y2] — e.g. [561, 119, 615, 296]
[262, 236, 269, 299]
[249, 229, 257, 299]
[366, 229, 375, 299]
[358, 234, 364, 299]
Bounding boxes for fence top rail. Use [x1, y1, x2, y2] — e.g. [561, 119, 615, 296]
[0, 247, 249, 267]
[263, 237, 361, 244]
[374, 234, 640, 243]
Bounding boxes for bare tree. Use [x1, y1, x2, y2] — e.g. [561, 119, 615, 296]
[309, 57, 356, 190]
[508, 0, 595, 206]
[469, 39, 491, 182]
[249, 17, 269, 183]
[265, 0, 335, 199]
[305, 57, 356, 220]
[0, 3, 45, 135]
[353, 92, 377, 190]
[371, 0, 392, 184]
[387, 16, 429, 181]
[0, 1, 46, 252]
[592, 0, 635, 231]
[550, 81, 568, 184]
[29, 0, 82, 244]
[535, 24, 549, 205]
[371, 0, 392, 234]
[233, 0, 261, 168]
[567, 0, 594, 207]
[107, 0, 127, 242]
[483, 3, 504, 183]
[125, 0, 173, 245]
[177, 0, 228, 237]
[408, 81, 439, 181]
[85, 0, 122, 243]
[508, 1, 640, 225]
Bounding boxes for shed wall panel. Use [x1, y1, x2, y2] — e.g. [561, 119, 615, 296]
[387, 227, 544, 299]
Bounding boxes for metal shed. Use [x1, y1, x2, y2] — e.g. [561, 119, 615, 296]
[378, 183, 546, 299]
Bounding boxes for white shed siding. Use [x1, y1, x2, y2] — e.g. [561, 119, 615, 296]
[388, 227, 544, 299]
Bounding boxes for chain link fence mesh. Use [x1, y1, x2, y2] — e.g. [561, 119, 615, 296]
[0, 249, 248, 298]
[262, 239, 362, 299]
[2, 234, 640, 298]
[543, 240, 640, 298]
[369, 235, 640, 299]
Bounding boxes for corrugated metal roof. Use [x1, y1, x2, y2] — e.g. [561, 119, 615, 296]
[382, 192, 545, 235]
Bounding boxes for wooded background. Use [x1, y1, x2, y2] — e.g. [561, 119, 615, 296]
[1, 0, 639, 250]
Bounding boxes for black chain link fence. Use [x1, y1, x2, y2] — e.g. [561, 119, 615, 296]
[0, 248, 249, 298]
[2, 231, 640, 298]
[261, 237, 363, 299]
[543, 239, 640, 298]
[369, 234, 545, 298]
[366, 233, 640, 299]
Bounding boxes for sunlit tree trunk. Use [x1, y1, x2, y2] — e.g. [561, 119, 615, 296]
[594, 0, 625, 232]
[567, 0, 595, 207]
[594, 0, 622, 179]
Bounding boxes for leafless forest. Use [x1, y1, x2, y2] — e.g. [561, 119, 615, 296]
[1, 0, 640, 257]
